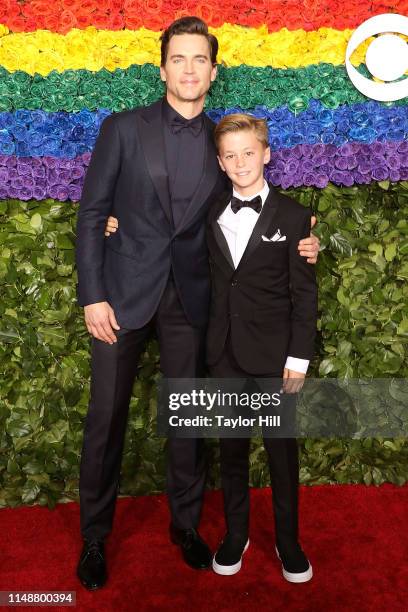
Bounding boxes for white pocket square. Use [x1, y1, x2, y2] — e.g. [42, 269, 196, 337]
[262, 230, 287, 242]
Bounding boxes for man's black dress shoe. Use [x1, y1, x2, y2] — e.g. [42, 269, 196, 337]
[170, 525, 212, 569]
[77, 539, 107, 590]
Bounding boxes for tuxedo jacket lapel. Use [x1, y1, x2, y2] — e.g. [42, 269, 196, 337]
[235, 187, 280, 272]
[208, 190, 235, 273]
[175, 115, 220, 235]
[136, 99, 172, 224]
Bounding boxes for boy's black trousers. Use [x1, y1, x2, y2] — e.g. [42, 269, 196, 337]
[209, 334, 300, 553]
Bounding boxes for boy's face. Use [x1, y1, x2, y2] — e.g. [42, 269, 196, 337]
[217, 129, 271, 196]
[160, 34, 217, 107]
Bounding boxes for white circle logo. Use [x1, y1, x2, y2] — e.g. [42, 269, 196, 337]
[346, 13, 408, 101]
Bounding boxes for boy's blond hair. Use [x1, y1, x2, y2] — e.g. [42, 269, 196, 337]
[214, 113, 269, 151]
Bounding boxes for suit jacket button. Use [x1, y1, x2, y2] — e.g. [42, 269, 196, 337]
[231, 280, 237, 286]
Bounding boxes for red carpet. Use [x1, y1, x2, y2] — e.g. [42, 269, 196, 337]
[1, 485, 408, 611]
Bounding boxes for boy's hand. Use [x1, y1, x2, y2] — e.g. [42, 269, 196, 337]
[282, 368, 306, 394]
[84, 301, 120, 344]
[298, 215, 319, 264]
[105, 216, 119, 236]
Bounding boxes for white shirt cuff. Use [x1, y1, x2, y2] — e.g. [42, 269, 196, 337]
[285, 356, 309, 374]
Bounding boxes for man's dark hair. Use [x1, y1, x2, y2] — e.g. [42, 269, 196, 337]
[160, 16, 218, 66]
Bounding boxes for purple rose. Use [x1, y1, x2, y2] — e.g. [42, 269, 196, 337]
[315, 173, 329, 188]
[47, 168, 60, 186]
[299, 144, 313, 158]
[312, 143, 326, 157]
[319, 163, 332, 175]
[372, 142, 385, 155]
[11, 177, 24, 189]
[290, 145, 303, 159]
[8, 187, 20, 198]
[371, 166, 389, 181]
[43, 157, 58, 169]
[302, 159, 315, 172]
[59, 158, 75, 170]
[285, 159, 300, 174]
[280, 148, 294, 161]
[325, 144, 337, 158]
[338, 143, 354, 157]
[16, 163, 32, 176]
[268, 171, 282, 186]
[389, 170, 400, 182]
[280, 175, 294, 190]
[32, 166, 46, 178]
[22, 176, 34, 189]
[310, 154, 325, 166]
[346, 155, 358, 170]
[68, 185, 82, 201]
[59, 170, 71, 182]
[397, 141, 408, 153]
[1, 155, 16, 168]
[71, 166, 85, 179]
[18, 186, 34, 200]
[385, 155, 401, 169]
[331, 171, 354, 186]
[399, 168, 408, 180]
[303, 172, 316, 187]
[399, 154, 408, 167]
[335, 156, 348, 171]
[49, 184, 69, 200]
[33, 186, 47, 199]
[358, 161, 372, 174]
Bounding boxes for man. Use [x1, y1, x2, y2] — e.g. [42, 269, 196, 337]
[75, 16, 319, 590]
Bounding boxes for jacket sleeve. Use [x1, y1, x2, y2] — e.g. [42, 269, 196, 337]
[75, 114, 121, 306]
[287, 208, 318, 360]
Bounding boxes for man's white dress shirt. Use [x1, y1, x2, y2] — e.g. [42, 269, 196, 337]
[217, 180, 309, 374]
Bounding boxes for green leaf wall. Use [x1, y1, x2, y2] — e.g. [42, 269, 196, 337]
[1, 183, 407, 508]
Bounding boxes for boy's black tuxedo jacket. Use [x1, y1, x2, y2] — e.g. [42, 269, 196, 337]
[206, 184, 318, 375]
[76, 98, 227, 329]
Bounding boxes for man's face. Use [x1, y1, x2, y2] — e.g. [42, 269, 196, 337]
[217, 130, 271, 195]
[160, 34, 217, 107]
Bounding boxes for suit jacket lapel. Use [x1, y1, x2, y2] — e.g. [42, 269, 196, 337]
[235, 186, 280, 272]
[136, 99, 172, 224]
[208, 190, 235, 272]
[175, 115, 220, 235]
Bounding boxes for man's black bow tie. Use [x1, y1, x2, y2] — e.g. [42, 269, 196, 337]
[231, 195, 262, 214]
[171, 115, 203, 137]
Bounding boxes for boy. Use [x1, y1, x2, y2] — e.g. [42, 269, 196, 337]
[104, 113, 317, 582]
[205, 114, 317, 581]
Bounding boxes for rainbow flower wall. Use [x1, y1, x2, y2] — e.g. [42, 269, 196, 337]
[1, 2, 408, 506]
[0, 1, 408, 199]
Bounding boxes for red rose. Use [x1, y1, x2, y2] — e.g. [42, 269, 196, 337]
[44, 13, 61, 31]
[106, 13, 126, 30]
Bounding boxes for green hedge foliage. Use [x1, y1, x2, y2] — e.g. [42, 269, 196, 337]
[1, 182, 408, 508]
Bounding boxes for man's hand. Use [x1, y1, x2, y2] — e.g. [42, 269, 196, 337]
[105, 216, 119, 236]
[84, 302, 120, 344]
[298, 215, 320, 264]
[282, 368, 305, 394]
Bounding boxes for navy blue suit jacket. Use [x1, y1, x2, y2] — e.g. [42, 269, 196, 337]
[76, 98, 227, 329]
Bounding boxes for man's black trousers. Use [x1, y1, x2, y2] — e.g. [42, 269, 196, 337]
[79, 277, 206, 540]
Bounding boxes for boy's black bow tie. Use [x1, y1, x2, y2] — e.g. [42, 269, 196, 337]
[171, 115, 203, 136]
[231, 195, 262, 214]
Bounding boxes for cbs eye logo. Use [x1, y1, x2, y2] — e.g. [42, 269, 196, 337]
[346, 13, 408, 101]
